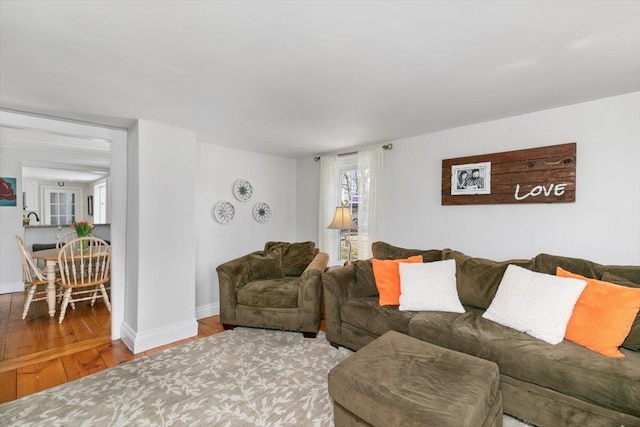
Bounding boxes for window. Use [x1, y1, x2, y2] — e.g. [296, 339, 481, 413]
[339, 159, 359, 263]
[320, 147, 383, 264]
[43, 188, 81, 225]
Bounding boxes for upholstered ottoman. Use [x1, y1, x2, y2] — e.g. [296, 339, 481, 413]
[328, 331, 503, 427]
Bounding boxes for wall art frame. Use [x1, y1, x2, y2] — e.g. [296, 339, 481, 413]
[0, 177, 18, 207]
[442, 142, 576, 205]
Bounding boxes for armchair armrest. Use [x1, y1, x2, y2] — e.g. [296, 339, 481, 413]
[216, 251, 261, 324]
[301, 252, 329, 281]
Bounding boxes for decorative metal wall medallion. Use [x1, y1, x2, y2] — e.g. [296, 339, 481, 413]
[214, 201, 235, 224]
[253, 202, 271, 223]
[233, 179, 253, 202]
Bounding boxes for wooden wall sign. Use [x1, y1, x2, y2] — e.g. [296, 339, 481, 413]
[442, 143, 576, 205]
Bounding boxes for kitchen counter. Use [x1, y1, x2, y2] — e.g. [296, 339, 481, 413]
[23, 223, 111, 252]
[24, 223, 111, 228]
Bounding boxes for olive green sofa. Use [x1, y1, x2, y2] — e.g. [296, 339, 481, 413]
[217, 241, 328, 337]
[323, 242, 640, 427]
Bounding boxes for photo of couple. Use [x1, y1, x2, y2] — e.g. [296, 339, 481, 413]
[451, 162, 491, 195]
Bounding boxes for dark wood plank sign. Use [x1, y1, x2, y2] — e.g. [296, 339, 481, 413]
[442, 143, 576, 205]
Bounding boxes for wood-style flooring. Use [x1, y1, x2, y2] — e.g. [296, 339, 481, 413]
[0, 292, 224, 404]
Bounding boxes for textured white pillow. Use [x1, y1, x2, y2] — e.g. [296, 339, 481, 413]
[482, 264, 587, 345]
[398, 259, 465, 313]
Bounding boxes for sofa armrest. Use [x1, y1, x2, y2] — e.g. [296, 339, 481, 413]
[216, 251, 261, 324]
[322, 263, 358, 344]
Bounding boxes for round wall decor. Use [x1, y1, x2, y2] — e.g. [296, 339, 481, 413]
[214, 201, 235, 224]
[233, 179, 253, 202]
[253, 202, 271, 223]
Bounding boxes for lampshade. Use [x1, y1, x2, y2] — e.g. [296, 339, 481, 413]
[327, 206, 358, 230]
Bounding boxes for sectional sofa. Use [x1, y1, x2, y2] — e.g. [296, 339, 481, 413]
[323, 242, 640, 427]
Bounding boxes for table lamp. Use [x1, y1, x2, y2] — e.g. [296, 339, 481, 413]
[327, 206, 358, 264]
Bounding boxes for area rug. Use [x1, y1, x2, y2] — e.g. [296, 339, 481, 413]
[1, 328, 531, 426]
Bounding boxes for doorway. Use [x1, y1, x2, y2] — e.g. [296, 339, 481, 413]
[0, 110, 127, 343]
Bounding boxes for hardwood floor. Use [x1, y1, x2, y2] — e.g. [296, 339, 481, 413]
[0, 292, 225, 404]
[0, 291, 111, 361]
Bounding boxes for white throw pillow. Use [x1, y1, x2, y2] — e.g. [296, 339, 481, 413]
[482, 264, 587, 345]
[398, 259, 465, 313]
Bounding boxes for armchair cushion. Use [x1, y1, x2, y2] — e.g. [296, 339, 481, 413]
[247, 249, 285, 281]
[237, 277, 300, 308]
[265, 241, 317, 276]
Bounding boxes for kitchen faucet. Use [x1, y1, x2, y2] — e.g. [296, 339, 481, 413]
[26, 211, 40, 222]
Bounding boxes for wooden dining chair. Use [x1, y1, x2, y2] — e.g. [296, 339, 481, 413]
[15, 236, 52, 319]
[57, 236, 111, 324]
[56, 231, 78, 248]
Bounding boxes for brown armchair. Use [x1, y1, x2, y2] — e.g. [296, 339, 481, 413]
[216, 241, 329, 338]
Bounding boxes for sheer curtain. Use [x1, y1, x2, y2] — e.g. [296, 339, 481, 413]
[318, 156, 340, 263]
[357, 147, 384, 259]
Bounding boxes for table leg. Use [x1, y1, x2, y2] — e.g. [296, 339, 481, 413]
[46, 260, 56, 317]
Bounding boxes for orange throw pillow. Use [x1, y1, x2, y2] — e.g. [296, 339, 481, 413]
[557, 267, 640, 358]
[372, 255, 423, 306]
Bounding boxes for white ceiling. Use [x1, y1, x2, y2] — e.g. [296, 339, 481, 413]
[1, 1, 639, 159]
[0, 126, 110, 183]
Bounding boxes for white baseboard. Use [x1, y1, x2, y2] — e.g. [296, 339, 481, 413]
[0, 281, 24, 294]
[120, 322, 136, 353]
[196, 302, 220, 319]
[120, 318, 198, 354]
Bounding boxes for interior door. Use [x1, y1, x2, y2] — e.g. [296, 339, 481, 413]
[42, 187, 82, 225]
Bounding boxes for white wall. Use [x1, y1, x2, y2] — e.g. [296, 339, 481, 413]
[0, 156, 24, 293]
[195, 143, 297, 318]
[122, 120, 198, 353]
[296, 92, 640, 265]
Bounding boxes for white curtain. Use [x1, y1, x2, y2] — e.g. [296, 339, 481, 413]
[318, 155, 340, 263]
[357, 147, 384, 259]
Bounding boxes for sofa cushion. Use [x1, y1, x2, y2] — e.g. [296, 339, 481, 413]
[602, 266, 640, 284]
[341, 297, 417, 337]
[411, 310, 640, 418]
[408, 310, 467, 345]
[442, 249, 535, 310]
[558, 267, 640, 357]
[372, 256, 423, 306]
[483, 265, 587, 345]
[236, 277, 299, 308]
[353, 260, 380, 298]
[371, 241, 442, 262]
[247, 249, 285, 281]
[398, 260, 464, 313]
[264, 241, 317, 276]
[534, 253, 604, 278]
[602, 271, 640, 351]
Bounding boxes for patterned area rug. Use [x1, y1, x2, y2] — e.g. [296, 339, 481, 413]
[1, 328, 532, 426]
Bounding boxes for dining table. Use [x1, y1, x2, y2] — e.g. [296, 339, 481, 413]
[32, 248, 62, 317]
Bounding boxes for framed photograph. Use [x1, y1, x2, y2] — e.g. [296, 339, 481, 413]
[88, 195, 94, 216]
[451, 162, 491, 195]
